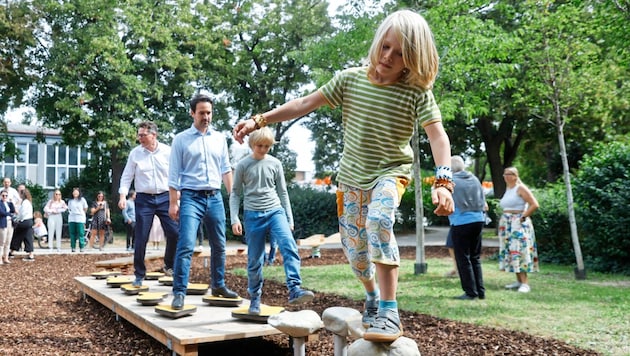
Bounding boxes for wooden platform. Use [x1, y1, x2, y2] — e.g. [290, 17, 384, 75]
[75, 275, 283, 355]
[94, 248, 248, 272]
[94, 252, 164, 270]
[297, 233, 341, 258]
[296, 233, 341, 247]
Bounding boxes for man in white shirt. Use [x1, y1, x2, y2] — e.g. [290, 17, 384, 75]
[118, 121, 179, 287]
[2, 178, 20, 207]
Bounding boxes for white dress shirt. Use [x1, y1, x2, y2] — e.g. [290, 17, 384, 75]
[119, 142, 172, 196]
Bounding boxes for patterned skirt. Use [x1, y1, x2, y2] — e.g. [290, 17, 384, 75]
[498, 213, 539, 273]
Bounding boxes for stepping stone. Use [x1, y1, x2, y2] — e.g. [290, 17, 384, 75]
[155, 304, 196, 318]
[106, 276, 133, 288]
[202, 295, 243, 307]
[232, 305, 285, 323]
[121, 284, 150, 295]
[91, 270, 120, 279]
[186, 283, 209, 295]
[137, 292, 168, 306]
[145, 272, 165, 280]
[158, 276, 173, 286]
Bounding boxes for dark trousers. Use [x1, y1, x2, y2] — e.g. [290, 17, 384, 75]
[452, 222, 485, 298]
[11, 219, 34, 253]
[125, 222, 135, 249]
[134, 193, 178, 279]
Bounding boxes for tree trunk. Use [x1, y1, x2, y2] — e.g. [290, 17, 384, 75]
[556, 116, 586, 279]
[109, 147, 124, 214]
[476, 115, 526, 198]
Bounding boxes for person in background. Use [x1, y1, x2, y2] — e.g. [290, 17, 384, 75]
[89, 191, 110, 251]
[32, 211, 48, 246]
[443, 229, 458, 278]
[43, 189, 68, 252]
[119, 121, 179, 287]
[0, 189, 16, 264]
[67, 187, 89, 252]
[448, 155, 487, 300]
[168, 94, 238, 310]
[230, 127, 314, 314]
[2, 178, 20, 207]
[266, 235, 278, 266]
[149, 215, 164, 250]
[232, 10, 454, 342]
[499, 167, 540, 293]
[122, 190, 136, 251]
[12, 188, 34, 261]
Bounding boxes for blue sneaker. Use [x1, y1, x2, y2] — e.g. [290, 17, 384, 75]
[363, 309, 403, 342]
[288, 288, 314, 305]
[132, 278, 143, 288]
[248, 297, 261, 315]
[171, 294, 185, 310]
[362, 298, 379, 328]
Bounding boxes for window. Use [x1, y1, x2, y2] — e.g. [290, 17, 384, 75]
[69, 147, 78, 165]
[58, 145, 67, 164]
[29, 144, 38, 164]
[17, 143, 26, 163]
[47, 144, 55, 164]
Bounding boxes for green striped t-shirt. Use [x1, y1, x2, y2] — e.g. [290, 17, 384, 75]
[318, 67, 442, 189]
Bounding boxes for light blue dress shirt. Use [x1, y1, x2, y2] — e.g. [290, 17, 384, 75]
[168, 125, 232, 191]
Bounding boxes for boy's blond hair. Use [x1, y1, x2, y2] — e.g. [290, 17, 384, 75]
[367, 10, 439, 90]
[248, 127, 275, 149]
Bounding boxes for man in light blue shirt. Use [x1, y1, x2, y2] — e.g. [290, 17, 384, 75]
[121, 190, 136, 251]
[168, 94, 238, 309]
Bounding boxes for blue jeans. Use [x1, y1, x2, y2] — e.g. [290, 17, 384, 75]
[134, 192, 179, 279]
[244, 208, 302, 299]
[173, 189, 227, 295]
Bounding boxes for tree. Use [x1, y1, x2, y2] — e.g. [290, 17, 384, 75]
[201, 0, 334, 157]
[0, 1, 35, 114]
[0, 2, 37, 159]
[30, 0, 208, 201]
[515, 1, 620, 279]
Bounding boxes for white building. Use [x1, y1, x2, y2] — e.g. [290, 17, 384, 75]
[2, 123, 89, 189]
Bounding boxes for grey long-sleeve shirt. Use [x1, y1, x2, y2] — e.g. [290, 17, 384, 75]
[229, 155, 293, 226]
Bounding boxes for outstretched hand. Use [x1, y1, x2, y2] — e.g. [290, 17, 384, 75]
[431, 187, 454, 216]
[233, 119, 256, 144]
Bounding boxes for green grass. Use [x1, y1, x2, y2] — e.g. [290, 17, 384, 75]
[241, 257, 630, 356]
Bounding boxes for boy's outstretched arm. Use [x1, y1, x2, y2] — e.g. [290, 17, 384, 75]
[233, 91, 327, 144]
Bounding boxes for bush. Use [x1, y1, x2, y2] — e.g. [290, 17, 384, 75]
[287, 185, 338, 238]
[528, 183, 575, 265]
[224, 185, 338, 242]
[574, 140, 630, 274]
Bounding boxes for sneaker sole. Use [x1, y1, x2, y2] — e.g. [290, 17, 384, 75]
[288, 293, 314, 305]
[363, 327, 403, 342]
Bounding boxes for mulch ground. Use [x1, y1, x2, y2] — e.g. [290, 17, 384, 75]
[0, 246, 598, 355]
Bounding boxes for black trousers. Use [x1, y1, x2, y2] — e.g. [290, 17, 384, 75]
[452, 221, 485, 298]
[11, 219, 34, 253]
[125, 222, 135, 249]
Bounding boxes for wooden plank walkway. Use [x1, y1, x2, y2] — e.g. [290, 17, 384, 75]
[75, 276, 282, 356]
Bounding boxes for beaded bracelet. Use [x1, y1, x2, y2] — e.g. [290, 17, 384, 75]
[433, 178, 455, 194]
[252, 113, 267, 130]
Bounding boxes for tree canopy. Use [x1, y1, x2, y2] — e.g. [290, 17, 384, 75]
[0, 0, 628, 198]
